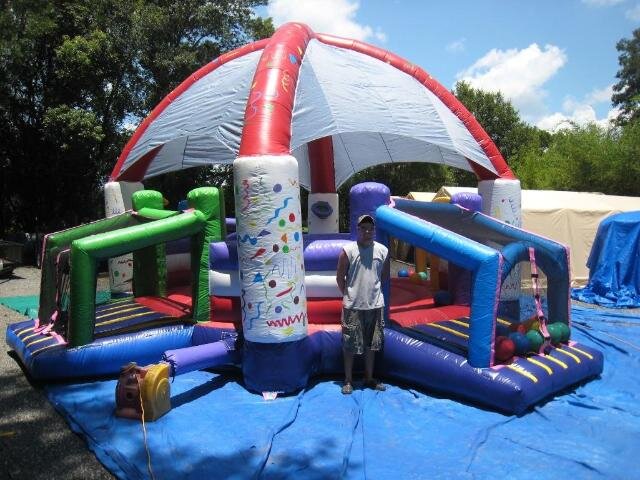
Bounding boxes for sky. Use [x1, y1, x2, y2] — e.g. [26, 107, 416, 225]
[261, 0, 639, 132]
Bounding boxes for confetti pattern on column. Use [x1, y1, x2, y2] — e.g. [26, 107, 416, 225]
[233, 155, 307, 342]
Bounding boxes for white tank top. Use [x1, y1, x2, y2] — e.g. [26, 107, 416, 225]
[342, 241, 388, 309]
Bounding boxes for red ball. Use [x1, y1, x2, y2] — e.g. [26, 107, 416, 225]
[495, 336, 515, 363]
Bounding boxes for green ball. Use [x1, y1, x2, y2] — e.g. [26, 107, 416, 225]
[555, 322, 570, 343]
[526, 330, 544, 353]
[547, 323, 563, 345]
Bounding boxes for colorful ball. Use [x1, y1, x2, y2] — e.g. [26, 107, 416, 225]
[530, 320, 540, 332]
[495, 336, 515, 362]
[557, 322, 571, 342]
[418, 271, 428, 281]
[547, 322, 568, 345]
[398, 269, 409, 278]
[509, 332, 531, 356]
[526, 330, 544, 353]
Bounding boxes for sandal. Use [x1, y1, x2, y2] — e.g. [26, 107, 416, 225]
[341, 382, 353, 395]
[365, 379, 386, 391]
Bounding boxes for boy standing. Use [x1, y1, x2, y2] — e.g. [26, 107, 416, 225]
[336, 214, 389, 394]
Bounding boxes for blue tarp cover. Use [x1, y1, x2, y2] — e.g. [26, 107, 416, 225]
[44, 305, 640, 480]
[573, 211, 640, 308]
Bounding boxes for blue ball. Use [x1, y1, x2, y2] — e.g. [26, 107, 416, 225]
[398, 269, 409, 278]
[509, 332, 531, 356]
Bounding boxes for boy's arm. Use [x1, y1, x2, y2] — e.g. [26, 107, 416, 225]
[382, 254, 390, 283]
[336, 250, 348, 296]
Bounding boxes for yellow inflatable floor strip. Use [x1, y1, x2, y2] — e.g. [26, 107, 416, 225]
[544, 355, 568, 369]
[25, 336, 52, 347]
[568, 345, 593, 360]
[105, 297, 133, 305]
[526, 357, 553, 375]
[449, 319, 469, 328]
[96, 310, 160, 327]
[556, 348, 581, 364]
[18, 327, 35, 338]
[507, 363, 538, 383]
[31, 343, 64, 356]
[497, 318, 511, 326]
[21, 331, 43, 342]
[98, 300, 137, 313]
[97, 305, 146, 320]
[424, 323, 469, 339]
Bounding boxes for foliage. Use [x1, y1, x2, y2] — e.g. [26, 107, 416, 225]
[0, 0, 271, 236]
[336, 162, 453, 231]
[2, 7, 639, 243]
[452, 81, 551, 180]
[513, 120, 640, 196]
[612, 28, 640, 124]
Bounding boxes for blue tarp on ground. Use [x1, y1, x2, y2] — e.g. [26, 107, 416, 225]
[572, 211, 640, 308]
[43, 305, 640, 480]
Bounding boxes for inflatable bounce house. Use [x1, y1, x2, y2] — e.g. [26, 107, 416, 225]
[6, 23, 602, 414]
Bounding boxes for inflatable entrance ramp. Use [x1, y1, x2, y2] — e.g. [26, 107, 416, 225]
[376, 201, 603, 414]
[6, 187, 225, 379]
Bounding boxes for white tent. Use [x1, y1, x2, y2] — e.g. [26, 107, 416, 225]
[408, 189, 640, 284]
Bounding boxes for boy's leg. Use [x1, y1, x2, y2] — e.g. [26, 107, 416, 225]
[363, 308, 386, 391]
[364, 348, 375, 383]
[343, 349, 354, 384]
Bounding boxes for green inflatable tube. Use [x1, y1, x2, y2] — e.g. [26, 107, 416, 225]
[69, 211, 205, 346]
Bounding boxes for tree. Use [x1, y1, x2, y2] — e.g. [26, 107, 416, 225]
[0, 0, 272, 237]
[513, 120, 640, 196]
[612, 28, 640, 124]
[452, 81, 551, 185]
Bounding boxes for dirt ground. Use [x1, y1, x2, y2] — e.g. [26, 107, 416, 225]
[0, 267, 113, 479]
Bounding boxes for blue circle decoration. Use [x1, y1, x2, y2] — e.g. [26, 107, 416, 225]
[273, 183, 282, 193]
[311, 201, 333, 219]
[275, 306, 282, 313]
[294, 232, 300, 241]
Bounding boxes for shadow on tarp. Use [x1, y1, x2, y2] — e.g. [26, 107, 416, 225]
[44, 306, 640, 480]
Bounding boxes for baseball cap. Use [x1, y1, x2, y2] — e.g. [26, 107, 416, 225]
[357, 214, 375, 226]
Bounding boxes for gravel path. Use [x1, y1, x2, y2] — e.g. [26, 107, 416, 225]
[0, 267, 113, 479]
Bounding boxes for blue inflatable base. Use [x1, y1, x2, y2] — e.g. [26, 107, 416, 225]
[5, 319, 194, 379]
[7, 315, 602, 414]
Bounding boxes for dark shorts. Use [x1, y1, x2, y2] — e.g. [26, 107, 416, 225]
[341, 307, 384, 354]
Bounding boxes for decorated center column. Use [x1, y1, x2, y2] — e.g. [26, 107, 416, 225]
[233, 154, 309, 393]
[478, 178, 523, 319]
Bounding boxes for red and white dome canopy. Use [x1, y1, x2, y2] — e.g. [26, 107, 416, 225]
[110, 23, 514, 189]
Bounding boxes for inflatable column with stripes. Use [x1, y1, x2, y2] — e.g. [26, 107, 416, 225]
[234, 156, 308, 394]
[233, 24, 314, 394]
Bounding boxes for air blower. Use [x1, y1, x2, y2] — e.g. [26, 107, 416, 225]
[115, 362, 171, 421]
